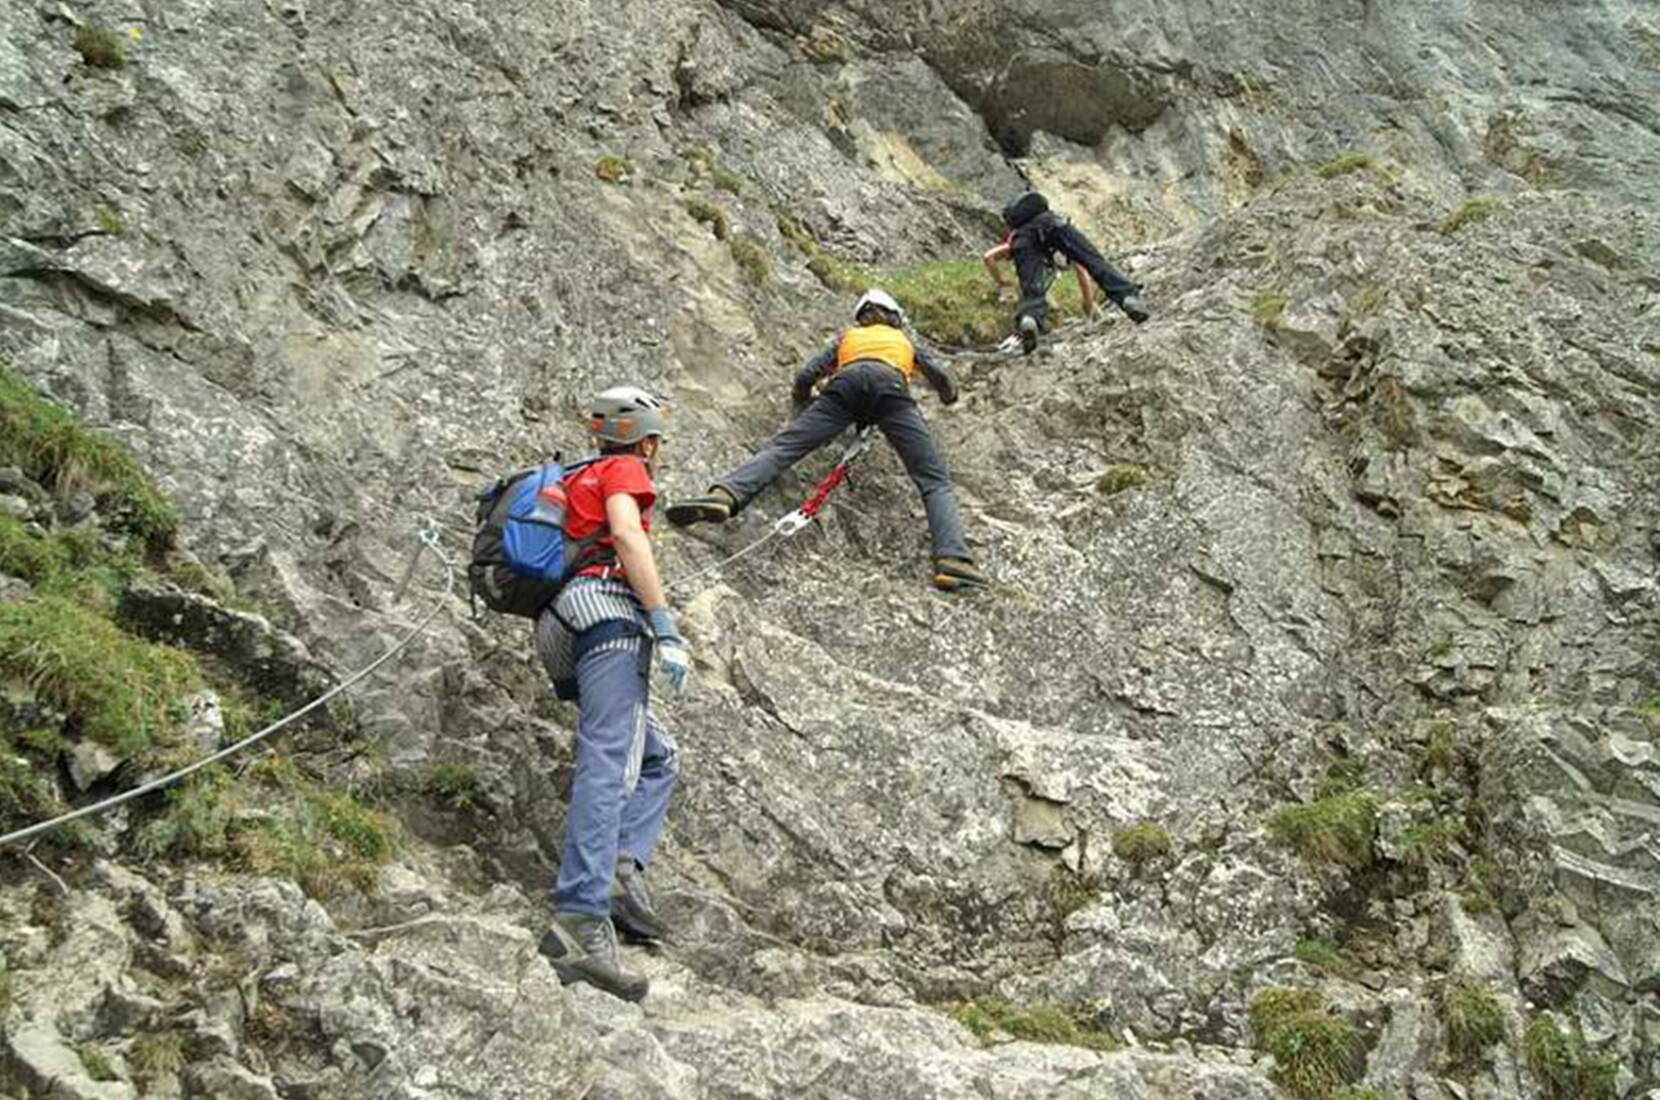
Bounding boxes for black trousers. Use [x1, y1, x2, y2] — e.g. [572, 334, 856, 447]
[713, 361, 971, 560]
[1014, 221, 1138, 329]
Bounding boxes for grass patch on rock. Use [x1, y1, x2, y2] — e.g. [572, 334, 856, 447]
[1294, 938, 1351, 975]
[1316, 152, 1374, 179]
[1251, 289, 1288, 329]
[0, 362, 177, 549]
[1440, 197, 1501, 235]
[1522, 1016, 1618, 1100]
[1111, 822, 1172, 865]
[684, 195, 729, 240]
[1251, 988, 1363, 1099]
[422, 762, 485, 809]
[0, 595, 205, 757]
[1442, 982, 1505, 1061]
[594, 155, 633, 183]
[950, 997, 1117, 1052]
[73, 24, 128, 69]
[772, 217, 1088, 346]
[139, 755, 396, 897]
[1268, 789, 1379, 868]
[728, 235, 771, 287]
[1096, 463, 1147, 496]
[130, 1030, 185, 1088]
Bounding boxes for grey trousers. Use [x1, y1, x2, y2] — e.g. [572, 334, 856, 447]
[714, 361, 972, 561]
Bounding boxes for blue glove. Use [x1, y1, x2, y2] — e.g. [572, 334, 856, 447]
[645, 607, 691, 695]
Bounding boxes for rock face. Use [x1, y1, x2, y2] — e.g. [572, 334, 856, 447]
[3, 0, 1659, 1098]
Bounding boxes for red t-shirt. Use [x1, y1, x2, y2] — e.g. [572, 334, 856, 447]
[563, 455, 655, 576]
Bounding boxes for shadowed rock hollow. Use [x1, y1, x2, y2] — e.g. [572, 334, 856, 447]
[2, 0, 1658, 1097]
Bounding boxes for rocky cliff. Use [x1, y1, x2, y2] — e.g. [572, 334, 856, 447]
[2, 0, 1658, 1098]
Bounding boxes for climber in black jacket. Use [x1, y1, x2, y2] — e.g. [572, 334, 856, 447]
[986, 190, 1149, 354]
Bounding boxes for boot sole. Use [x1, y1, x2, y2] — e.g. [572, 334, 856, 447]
[665, 502, 732, 527]
[550, 961, 650, 1003]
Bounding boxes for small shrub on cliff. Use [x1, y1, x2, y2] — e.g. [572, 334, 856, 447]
[73, 24, 127, 69]
[1111, 823, 1172, 865]
[76, 1043, 117, 1081]
[1251, 988, 1363, 1099]
[1267, 789, 1379, 868]
[1442, 982, 1505, 1061]
[950, 998, 1117, 1052]
[1440, 197, 1501, 235]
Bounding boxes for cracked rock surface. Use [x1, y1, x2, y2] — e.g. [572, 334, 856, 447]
[3, 0, 1659, 1097]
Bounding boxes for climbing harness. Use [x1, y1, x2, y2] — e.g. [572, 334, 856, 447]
[0, 525, 456, 850]
[668, 427, 874, 591]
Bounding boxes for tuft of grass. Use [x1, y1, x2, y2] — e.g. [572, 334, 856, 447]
[423, 763, 485, 809]
[683, 196, 728, 240]
[1111, 823, 1173, 865]
[1443, 983, 1505, 1061]
[1096, 463, 1147, 496]
[950, 997, 1118, 1052]
[1294, 938, 1349, 975]
[1401, 815, 1464, 866]
[712, 166, 744, 195]
[0, 595, 204, 756]
[728, 235, 771, 287]
[0, 360, 177, 549]
[1316, 152, 1374, 179]
[1251, 289, 1288, 329]
[1522, 1016, 1618, 1100]
[94, 205, 125, 237]
[130, 1030, 185, 1087]
[76, 1043, 117, 1081]
[73, 24, 127, 69]
[1251, 988, 1362, 1099]
[0, 958, 12, 1016]
[1043, 867, 1100, 948]
[1316, 758, 1368, 800]
[594, 155, 632, 183]
[1440, 197, 1501, 235]
[1267, 789, 1379, 868]
[1422, 721, 1456, 772]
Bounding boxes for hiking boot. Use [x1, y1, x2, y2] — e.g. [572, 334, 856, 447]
[539, 912, 649, 1002]
[932, 557, 989, 593]
[1017, 314, 1040, 355]
[611, 860, 671, 944]
[665, 486, 736, 527]
[1118, 294, 1150, 324]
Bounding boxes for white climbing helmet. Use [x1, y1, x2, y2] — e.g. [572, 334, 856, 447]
[589, 386, 669, 445]
[853, 288, 904, 326]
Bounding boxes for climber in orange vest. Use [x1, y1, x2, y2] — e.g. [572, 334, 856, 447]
[666, 289, 987, 592]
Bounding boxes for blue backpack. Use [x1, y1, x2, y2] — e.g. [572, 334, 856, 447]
[468, 458, 601, 618]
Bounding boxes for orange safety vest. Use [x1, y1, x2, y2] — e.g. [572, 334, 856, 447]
[835, 324, 916, 380]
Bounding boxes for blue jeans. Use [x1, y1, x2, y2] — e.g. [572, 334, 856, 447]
[553, 635, 679, 915]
